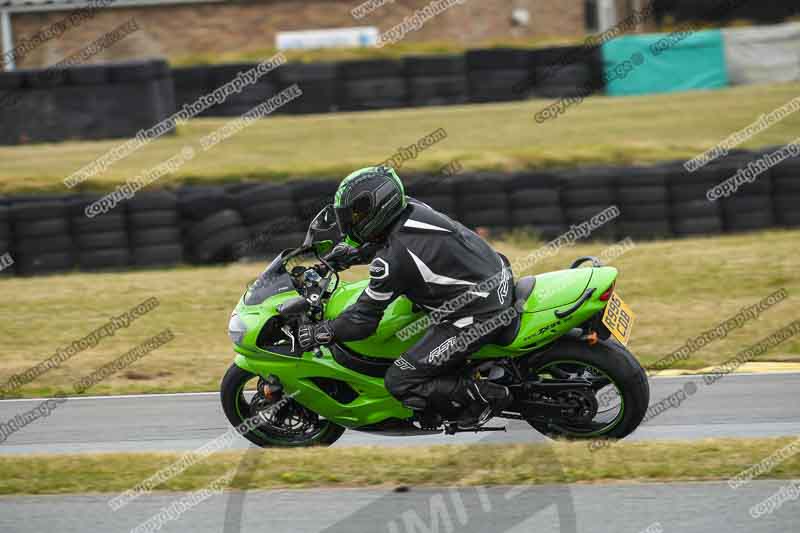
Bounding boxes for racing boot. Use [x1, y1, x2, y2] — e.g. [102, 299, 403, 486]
[453, 378, 512, 429]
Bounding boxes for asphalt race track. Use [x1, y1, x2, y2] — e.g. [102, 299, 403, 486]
[1, 373, 799, 454]
[0, 482, 795, 533]
[1, 373, 799, 532]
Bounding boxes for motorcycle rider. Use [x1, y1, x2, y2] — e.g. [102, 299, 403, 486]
[297, 166, 513, 427]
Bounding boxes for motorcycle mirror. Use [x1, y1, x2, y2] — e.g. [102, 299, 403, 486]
[303, 205, 340, 248]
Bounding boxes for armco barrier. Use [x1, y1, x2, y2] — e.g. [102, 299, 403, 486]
[0, 148, 796, 277]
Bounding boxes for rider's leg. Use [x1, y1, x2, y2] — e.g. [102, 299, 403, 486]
[384, 318, 510, 424]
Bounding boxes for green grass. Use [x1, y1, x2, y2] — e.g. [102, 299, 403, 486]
[0, 230, 797, 398]
[1, 82, 799, 194]
[1, 438, 799, 495]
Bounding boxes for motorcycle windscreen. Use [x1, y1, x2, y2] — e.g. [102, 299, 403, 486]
[244, 253, 295, 305]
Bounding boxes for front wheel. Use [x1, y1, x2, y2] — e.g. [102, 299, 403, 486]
[220, 364, 345, 448]
[524, 338, 650, 440]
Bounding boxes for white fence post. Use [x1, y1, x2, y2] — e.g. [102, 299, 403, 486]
[1, 10, 14, 71]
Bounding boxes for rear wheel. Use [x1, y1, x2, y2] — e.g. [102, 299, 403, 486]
[220, 364, 345, 448]
[524, 339, 649, 440]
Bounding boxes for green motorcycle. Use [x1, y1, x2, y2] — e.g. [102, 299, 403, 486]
[221, 205, 650, 447]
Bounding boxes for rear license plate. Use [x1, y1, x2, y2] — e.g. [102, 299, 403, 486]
[601, 292, 635, 346]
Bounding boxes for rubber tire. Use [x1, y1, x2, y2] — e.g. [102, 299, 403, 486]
[187, 210, 244, 247]
[132, 244, 184, 267]
[191, 226, 249, 263]
[220, 364, 345, 448]
[617, 186, 668, 205]
[14, 218, 68, 238]
[78, 249, 131, 270]
[16, 252, 75, 276]
[618, 220, 672, 239]
[671, 200, 719, 219]
[526, 338, 650, 440]
[774, 176, 800, 194]
[672, 217, 722, 235]
[509, 189, 560, 208]
[74, 231, 128, 250]
[127, 192, 178, 211]
[775, 195, 800, 226]
[129, 210, 179, 229]
[241, 200, 295, 224]
[10, 202, 67, 222]
[72, 214, 126, 233]
[562, 188, 615, 206]
[459, 193, 508, 211]
[404, 55, 465, 76]
[412, 195, 456, 214]
[461, 209, 510, 228]
[510, 207, 566, 226]
[722, 195, 772, 214]
[669, 183, 717, 203]
[618, 203, 668, 221]
[178, 191, 234, 221]
[235, 184, 293, 207]
[15, 234, 73, 255]
[131, 227, 181, 247]
[724, 211, 775, 232]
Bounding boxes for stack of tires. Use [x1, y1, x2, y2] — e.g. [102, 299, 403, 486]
[560, 168, 618, 241]
[10, 200, 75, 276]
[466, 49, 532, 103]
[718, 154, 775, 233]
[292, 180, 337, 227]
[179, 187, 248, 263]
[616, 166, 672, 239]
[455, 174, 511, 235]
[127, 192, 184, 268]
[206, 63, 276, 117]
[232, 184, 298, 259]
[279, 63, 339, 115]
[107, 60, 174, 139]
[71, 196, 131, 271]
[406, 175, 458, 219]
[172, 66, 212, 116]
[667, 165, 724, 236]
[404, 55, 467, 107]
[0, 202, 11, 276]
[529, 46, 603, 98]
[0, 69, 24, 145]
[772, 156, 800, 227]
[507, 172, 565, 240]
[339, 60, 407, 111]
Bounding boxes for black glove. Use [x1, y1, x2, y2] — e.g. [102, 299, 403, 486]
[323, 242, 379, 272]
[298, 321, 335, 349]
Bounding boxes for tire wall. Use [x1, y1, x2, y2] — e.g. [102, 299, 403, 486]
[2, 22, 797, 144]
[0, 147, 797, 277]
[0, 59, 173, 146]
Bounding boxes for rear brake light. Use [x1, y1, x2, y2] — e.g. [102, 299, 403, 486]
[600, 281, 616, 301]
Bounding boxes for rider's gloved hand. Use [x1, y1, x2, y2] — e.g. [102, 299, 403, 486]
[298, 321, 335, 349]
[323, 242, 357, 272]
[324, 241, 380, 272]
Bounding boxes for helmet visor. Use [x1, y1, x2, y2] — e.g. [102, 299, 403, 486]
[334, 193, 372, 243]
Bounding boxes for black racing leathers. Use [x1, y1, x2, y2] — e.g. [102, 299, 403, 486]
[330, 199, 512, 342]
[329, 199, 514, 411]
